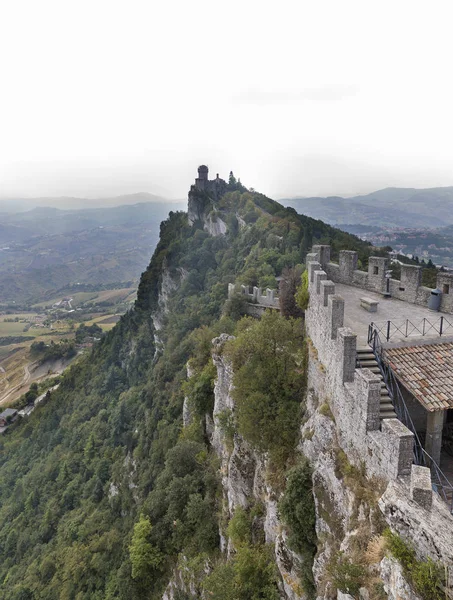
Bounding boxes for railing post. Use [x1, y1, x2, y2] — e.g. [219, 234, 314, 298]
[386, 320, 391, 342]
[405, 319, 408, 338]
[440, 316, 444, 336]
[423, 318, 426, 336]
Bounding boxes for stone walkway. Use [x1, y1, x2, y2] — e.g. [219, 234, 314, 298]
[335, 283, 453, 345]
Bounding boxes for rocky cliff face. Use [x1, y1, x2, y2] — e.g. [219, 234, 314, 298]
[203, 213, 227, 237]
[210, 334, 304, 599]
[163, 335, 429, 600]
[151, 263, 189, 355]
[187, 185, 228, 237]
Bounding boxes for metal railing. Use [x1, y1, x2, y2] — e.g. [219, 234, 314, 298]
[367, 326, 453, 512]
[368, 316, 453, 343]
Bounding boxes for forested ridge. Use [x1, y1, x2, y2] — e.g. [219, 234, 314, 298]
[0, 182, 377, 599]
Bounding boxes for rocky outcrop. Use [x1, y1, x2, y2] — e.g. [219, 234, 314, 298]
[380, 557, 421, 600]
[183, 363, 195, 428]
[379, 479, 453, 564]
[203, 213, 227, 237]
[211, 334, 302, 598]
[151, 264, 180, 333]
[151, 265, 188, 356]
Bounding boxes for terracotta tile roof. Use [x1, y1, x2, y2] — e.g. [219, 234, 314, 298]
[384, 343, 453, 412]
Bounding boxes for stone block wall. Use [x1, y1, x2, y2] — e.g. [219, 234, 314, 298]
[306, 251, 453, 568]
[228, 283, 280, 309]
[311, 245, 453, 314]
[305, 257, 442, 499]
[437, 272, 453, 313]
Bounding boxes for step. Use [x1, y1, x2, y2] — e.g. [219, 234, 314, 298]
[381, 410, 397, 419]
[358, 360, 378, 367]
[380, 401, 394, 410]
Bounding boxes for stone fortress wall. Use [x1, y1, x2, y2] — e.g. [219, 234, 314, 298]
[227, 283, 280, 308]
[315, 244, 453, 314]
[305, 247, 453, 565]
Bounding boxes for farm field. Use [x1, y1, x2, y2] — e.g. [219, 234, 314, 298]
[83, 314, 121, 331]
[0, 279, 137, 404]
[0, 320, 53, 337]
[31, 286, 136, 309]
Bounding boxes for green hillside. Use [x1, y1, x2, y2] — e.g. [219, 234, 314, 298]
[0, 181, 376, 599]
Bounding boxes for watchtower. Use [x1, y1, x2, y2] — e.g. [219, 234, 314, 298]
[195, 165, 209, 191]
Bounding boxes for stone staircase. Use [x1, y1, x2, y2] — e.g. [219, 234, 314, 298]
[356, 348, 397, 420]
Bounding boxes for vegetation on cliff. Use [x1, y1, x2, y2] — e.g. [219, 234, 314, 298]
[0, 182, 378, 599]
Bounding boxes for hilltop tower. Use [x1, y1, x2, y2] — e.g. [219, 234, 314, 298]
[195, 165, 209, 191]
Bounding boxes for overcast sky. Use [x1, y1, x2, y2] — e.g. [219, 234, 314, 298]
[1, 0, 453, 202]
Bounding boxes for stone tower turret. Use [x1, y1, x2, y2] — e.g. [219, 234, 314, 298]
[195, 165, 209, 191]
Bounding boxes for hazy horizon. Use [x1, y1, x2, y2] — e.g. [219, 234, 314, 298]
[3, 181, 453, 208]
[2, 1, 453, 201]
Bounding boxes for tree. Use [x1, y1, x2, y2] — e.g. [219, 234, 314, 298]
[226, 311, 305, 464]
[295, 270, 309, 311]
[129, 515, 163, 583]
[279, 266, 304, 317]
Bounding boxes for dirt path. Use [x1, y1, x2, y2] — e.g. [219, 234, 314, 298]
[0, 360, 38, 405]
[0, 357, 73, 406]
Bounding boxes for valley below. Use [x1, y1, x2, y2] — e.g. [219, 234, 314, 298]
[0, 198, 183, 409]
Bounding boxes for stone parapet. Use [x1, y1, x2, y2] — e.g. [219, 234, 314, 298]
[305, 248, 453, 574]
[227, 283, 280, 309]
[312, 244, 453, 314]
[410, 465, 433, 510]
[305, 255, 424, 488]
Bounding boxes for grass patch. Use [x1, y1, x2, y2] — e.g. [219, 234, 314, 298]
[383, 530, 446, 600]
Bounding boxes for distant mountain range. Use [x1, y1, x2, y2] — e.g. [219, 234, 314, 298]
[0, 192, 182, 213]
[282, 186, 453, 228]
[0, 200, 185, 305]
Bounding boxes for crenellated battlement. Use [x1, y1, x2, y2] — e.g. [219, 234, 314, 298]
[305, 250, 453, 566]
[305, 253, 438, 503]
[228, 283, 280, 310]
[309, 244, 453, 313]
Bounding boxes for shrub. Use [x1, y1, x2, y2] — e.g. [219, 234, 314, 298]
[295, 270, 309, 311]
[279, 460, 317, 597]
[319, 402, 334, 420]
[223, 295, 248, 321]
[203, 543, 279, 600]
[227, 506, 251, 547]
[383, 530, 445, 600]
[183, 362, 216, 417]
[328, 552, 367, 597]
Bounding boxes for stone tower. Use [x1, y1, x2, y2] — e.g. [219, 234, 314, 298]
[195, 165, 209, 191]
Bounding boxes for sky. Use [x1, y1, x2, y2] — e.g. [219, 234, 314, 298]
[1, 0, 453, 202]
